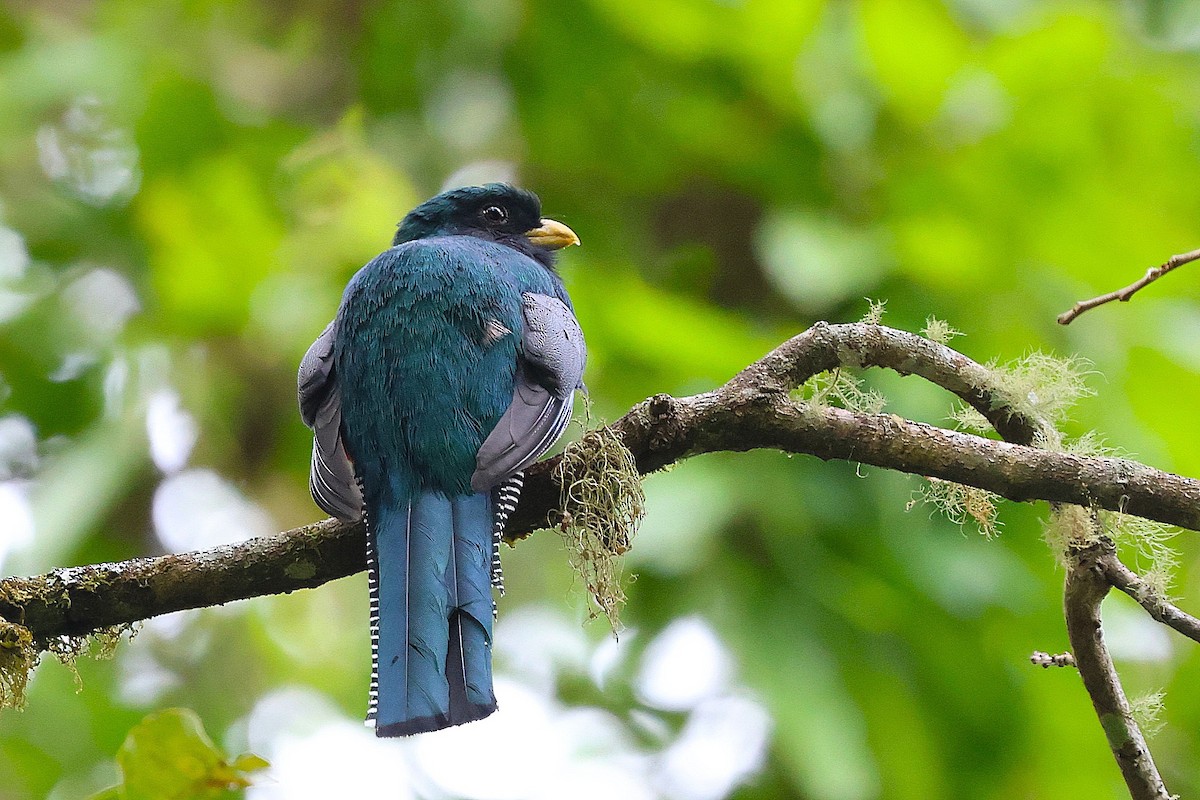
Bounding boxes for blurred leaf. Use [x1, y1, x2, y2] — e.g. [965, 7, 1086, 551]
[137, 156, 285, 335]
[90, 708, 268, 800]
[0, 737, 60, 800]
[860, 0, 968, 125]
[228, 754, 268, 773]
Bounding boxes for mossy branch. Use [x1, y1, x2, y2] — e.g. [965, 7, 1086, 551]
[0, 519, 362, 646]
[1103, 556, 1200, 644]
[1, 321, 1197, 797]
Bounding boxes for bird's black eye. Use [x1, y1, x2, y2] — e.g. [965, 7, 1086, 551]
[481, 205, 508, 225]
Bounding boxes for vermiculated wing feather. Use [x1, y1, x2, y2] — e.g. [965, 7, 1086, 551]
[298, 321, 337, 426]
[471, 293, 586, 492]
[517, 292, 586, 395]
[298, 321, 363, 521]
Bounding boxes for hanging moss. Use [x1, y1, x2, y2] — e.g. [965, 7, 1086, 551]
[553, 425, 645, 632]
[794, 368, 886, 415]
[908, 477, 1001, 538]
[45, 625, 138, 694]
[1100, 512, 1179, 598]
[0, 608, 136, 709]
[951, 351, 1095, 442]
[0, 619, 36, 711]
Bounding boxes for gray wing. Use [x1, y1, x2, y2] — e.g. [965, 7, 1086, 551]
[471, 293, 586, 492]
[298, 321, 363, 521]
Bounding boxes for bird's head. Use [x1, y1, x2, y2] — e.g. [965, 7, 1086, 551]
[393, 183, 580, 268]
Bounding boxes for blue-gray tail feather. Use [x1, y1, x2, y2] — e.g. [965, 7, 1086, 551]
[369, 490, 497, 736]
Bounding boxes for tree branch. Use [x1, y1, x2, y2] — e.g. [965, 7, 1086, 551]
[1103, 555, 1200, 645]
[1057, 247, 1200, 325]
[1065, 540, 1170, 800]
[5, 322, 1200, 640]
[0, 519, 363, 644]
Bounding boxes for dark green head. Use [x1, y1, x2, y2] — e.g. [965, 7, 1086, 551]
[393, 183, 579, 268]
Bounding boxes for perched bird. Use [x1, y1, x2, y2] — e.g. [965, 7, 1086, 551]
[297, 184, 585, 736]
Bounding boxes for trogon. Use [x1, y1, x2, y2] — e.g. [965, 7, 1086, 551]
[297, 184, 586, 736]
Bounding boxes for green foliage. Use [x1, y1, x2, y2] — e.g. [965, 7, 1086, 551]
[2, 1, 1200, 798]
[90, 709, 267, 800]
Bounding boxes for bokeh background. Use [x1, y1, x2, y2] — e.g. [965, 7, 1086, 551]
[3, 0, 1200, 797]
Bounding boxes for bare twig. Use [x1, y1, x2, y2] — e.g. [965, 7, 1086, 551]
[1102, 555, 1200, 645]
[1065, 541, 1170, 799]
[1057, 248, 1200, 325]
[1030, 651, 1076, 668]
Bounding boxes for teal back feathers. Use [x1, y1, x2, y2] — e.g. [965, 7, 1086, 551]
[335, 236, 563, 504]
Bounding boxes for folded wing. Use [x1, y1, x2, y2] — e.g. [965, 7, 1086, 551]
[471, 293, 586, 492]
[298, 321, 363, 521]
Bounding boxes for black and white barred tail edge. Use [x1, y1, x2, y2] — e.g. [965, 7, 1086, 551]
[490, 471, 524, 596]
[360, 483, 380, 724]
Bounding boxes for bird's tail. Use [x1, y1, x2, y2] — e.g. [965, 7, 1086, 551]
[366, 489, 497, 736]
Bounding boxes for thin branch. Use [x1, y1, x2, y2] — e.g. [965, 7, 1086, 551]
[1057, 247, 1200, 325]
[1030, 651, 1076, 668]
[1065, 541, 1170, 800]
[1102, 555, 1200, 645]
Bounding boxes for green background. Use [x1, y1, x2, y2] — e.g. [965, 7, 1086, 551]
[2, 0, 1200, 797]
